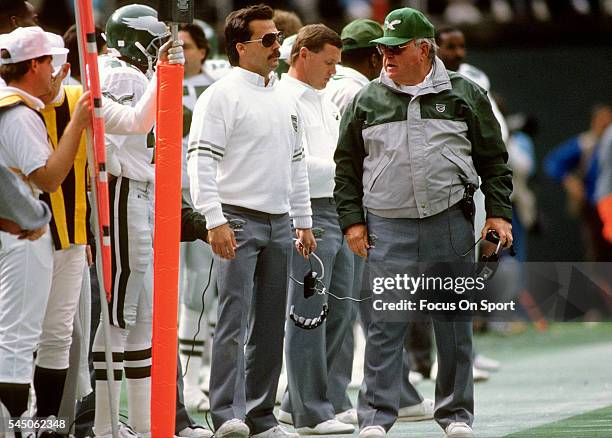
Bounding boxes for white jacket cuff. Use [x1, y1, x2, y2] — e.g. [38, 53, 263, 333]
[292, 215, 312, 229]
[204, 207, 227, 230]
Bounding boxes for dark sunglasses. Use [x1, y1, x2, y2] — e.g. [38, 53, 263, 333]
[243, 31, 285, 48]
[376, 43, 410, 56]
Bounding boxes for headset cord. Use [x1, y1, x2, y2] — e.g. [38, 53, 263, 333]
[447, 173, 482, 258]
[182, 257, 214, 377]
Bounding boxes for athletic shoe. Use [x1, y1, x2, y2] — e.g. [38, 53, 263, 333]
[250, 425, 299, 438]
[94, 423, 139, 438]
[358, 425, 386, 437]
[408, 370, 424, 385]
[397, 399, 434, 422]
[277, 409, 293, 425]
[175, 425, 213, 438]
[335, 408, 358, 425]
[183, 387, 210, 412]
[474, 354, 501, 372]
[296, 419, 355, 435]
[472, 366, 491, 382]
[444, 422, 473, 437]
[214, 419, 249, 438]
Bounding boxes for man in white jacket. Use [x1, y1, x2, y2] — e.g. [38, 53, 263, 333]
[187, 5, 316, 438]
[276, 24, 356, 436]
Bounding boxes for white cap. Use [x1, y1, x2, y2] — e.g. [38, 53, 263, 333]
[45, 31, 68, 77]
[0, 26, 68, 65]
[279, 34, 296, 61]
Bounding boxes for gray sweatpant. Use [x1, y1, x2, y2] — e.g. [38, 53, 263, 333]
[358, 205, 475, 432]
[209, 205, 291, 434]
[281, 198, 355, 427]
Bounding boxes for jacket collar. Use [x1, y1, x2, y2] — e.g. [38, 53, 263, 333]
[333, 65, 369, 87]
[280, 74, 321, 99]
[234, 67, 277, 88]
[378, 57, 451, 97]
[0, 86, 45, 111]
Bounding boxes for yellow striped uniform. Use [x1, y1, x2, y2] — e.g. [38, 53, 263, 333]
[40, 85, 89, 250]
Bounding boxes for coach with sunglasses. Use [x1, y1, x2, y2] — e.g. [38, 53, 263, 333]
[333, 7, 513, 438]
[186, 4, 316, 438]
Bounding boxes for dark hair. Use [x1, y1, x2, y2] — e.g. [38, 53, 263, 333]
[435, 26, 462, 45]
[224, 4, 274, 67]
[341, 46, 380, 65]
[63, 24, 106, 79]
[180, 23, 210, 62]
[0, 54, 51, 84]
[272, 9, 303, 37]
[0, 0, 28, 33]
[290, 24, 342, 66]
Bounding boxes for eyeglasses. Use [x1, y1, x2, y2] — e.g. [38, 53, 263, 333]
[243, 31, 285, 48]
[376, 43, 411, 56]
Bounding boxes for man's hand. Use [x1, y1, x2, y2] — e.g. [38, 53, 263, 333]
[72, 91, 93, 131]
[209, 223, 237, 259]
[158, 39, 185, 65]
[345, 223, 369, 258]
[481, 217, 513, 249]
[0, 218, 23, 235]
[18, 225, 48, 241]
[295, 228, 317, 259]
[86, 245, 93, 266]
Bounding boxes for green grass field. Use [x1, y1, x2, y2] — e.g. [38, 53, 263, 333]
[129, 323, 612, 437]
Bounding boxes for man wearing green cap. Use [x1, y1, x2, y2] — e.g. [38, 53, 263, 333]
[326, 17, 435, 427]
[334, 7, 513, 438]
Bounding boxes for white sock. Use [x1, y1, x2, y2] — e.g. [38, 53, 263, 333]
[92, 324, 127, 436]
[126, 377, 151, 433]
[179, 305, 207, 390]
[93, 379, 122, 436]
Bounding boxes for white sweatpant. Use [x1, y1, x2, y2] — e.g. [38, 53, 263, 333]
[37, 244, 87, 369]
[0, 230, 53, 383]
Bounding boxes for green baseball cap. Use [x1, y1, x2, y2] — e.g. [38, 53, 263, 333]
[340, 19, 383, 51]
[371, 8, 435, 46]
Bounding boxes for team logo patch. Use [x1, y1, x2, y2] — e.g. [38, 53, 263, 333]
[384, 19, 402, 31]
[435, 104, 446, 113]
[291, 114, 298, 132]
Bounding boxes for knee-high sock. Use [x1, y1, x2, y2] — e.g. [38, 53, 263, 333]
[0, 383, 29, 438]
[125, 349, 151, 434]
[92, 324, 126, 437]
[125, 319, 152, 434]
[33, 366, 68, 417]
[0, 382, 30, 417]
[179, 305, 207, 391]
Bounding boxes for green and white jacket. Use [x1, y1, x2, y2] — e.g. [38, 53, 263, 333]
[333, 57, 512, 231]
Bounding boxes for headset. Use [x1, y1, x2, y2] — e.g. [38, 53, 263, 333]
[447, 173, 516, 280]
[289, 228, 373, 330]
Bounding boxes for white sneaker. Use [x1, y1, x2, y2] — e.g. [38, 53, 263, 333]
[408, 370, 424, 385]
[444, 422, 473, 437]
[215, 419, 249, 438]
[278, 409, 293, 425]
[251, 425, 299, 438]
[358, 425, 386, 437]
[397, 399, 434, 422]
[175, 426, 214, 438]
[474, 354, 501, 372]
[473, 366, 491, 382]
[335, 408, 358, 425]
[95, 423, 139, 438]
[184, 387, 210, 412]
[297, 419, 355, 435]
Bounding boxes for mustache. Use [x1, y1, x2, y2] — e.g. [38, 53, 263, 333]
[268, 50, 280, 59]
